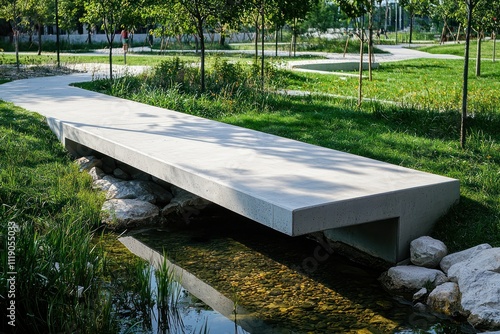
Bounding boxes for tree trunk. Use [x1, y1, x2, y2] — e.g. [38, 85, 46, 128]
[219, 26, 225, 46]
[198, 23, 206, 93]
[293, 18, 297, 57]
[409, 13, 414, 44]
[275, 23, 278, 57]
[476, 31, 482, 77]
[109, 44, 113, 81]
[384, 0, 389, 31]
[255, 19, 259, 62]
[440, 20, 447, 44]
[343, 35, 349, 57]
[261, 7, 265, 90]
[14, 29, 20, 71]
[37, 25, 42, 55]
[461, 1, 474, 149]
[493, 31, 496, 63]
[87, 26, 92, 45]
[358, 29, 364, 106]
[368, 6, 374, 81]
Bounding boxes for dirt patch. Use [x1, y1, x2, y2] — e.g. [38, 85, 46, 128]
[0, 64, 79, 81]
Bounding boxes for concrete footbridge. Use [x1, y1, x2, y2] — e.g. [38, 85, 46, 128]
[0, 64, 459, 263]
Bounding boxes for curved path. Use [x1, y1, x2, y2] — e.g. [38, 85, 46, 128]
[0, 46, 460, 263]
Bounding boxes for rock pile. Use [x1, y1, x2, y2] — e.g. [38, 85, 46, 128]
[75, 156, 212, 230]
[380, 236, 500, 331]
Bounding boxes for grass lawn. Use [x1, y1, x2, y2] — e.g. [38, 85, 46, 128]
[418, 39, 500, 59]
[274, 58, 500, 114]
[76, 53, 499, 252]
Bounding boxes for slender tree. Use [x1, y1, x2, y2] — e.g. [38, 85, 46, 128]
[284, 0, 319, 56]
[58, 0, 87, 44]
[82, 0, 137, 80]
[399, 0, 433, 44]
[470, 0, 495, 76]
[335, 0, 370, 105]
[170, 0, 246, 92]
[22, 0, 51, 55]
[460, 0, 477, 148]
[0, 0, 30, 70]
[302, 1, 348, 36]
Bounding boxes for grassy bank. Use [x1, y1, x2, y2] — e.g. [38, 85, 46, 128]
[0, 99, 214, 333]
[78, 57, 499, 252]
[0, 101, 116, 333]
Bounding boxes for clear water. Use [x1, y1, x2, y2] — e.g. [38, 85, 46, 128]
[115, 207, 478, 334]
[122, 274, 249, 334]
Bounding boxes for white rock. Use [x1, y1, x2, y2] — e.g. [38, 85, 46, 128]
[440, 243, 492, 274]
[101, 199, 160, 230]
[88, 166, 106, 181]
[379, 265, 447, 293]
[92, 175, 121, 191]
[107, 181, 155, 203]
[462, 270, 500, 329]
[413, 287, 427, 302]
[447, 248, 500, 329]
[426, 282, 462, 316]
[106, 180, 172, 205]
[448, 247, 500, 282]
[75, 156, 101, 172]
[410, 236, 447, 268]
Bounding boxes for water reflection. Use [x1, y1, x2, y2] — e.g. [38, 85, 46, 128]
[119, 236, 258, 334]
[118, 207, 476, 334]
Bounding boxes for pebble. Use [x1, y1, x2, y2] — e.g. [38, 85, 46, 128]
[130, 222, 467, 333]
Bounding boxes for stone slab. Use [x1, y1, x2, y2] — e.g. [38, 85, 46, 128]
[0, 73, 460, 262]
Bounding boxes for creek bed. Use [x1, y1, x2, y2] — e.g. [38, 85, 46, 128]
[114, 206, 476, 334]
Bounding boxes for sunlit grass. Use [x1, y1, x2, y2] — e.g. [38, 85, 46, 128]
[274, 58, 500, 115]
[418, 39, 500, 59]
[0, 101, 116, 333]
[78, 57, 500, 252]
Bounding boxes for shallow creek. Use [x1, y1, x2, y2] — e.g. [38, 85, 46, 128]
[110, 207, 476, 334]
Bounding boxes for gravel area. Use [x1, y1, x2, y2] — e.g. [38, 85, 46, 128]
[0, 64, 79, 81]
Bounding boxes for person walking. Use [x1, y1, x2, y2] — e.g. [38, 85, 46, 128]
[121, 28, 129, 53]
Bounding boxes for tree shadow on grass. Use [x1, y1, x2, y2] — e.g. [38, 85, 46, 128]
[266, 94, 500, 146]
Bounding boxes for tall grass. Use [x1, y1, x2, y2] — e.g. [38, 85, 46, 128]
[0, 102, 117, 333]
[155, 253, 183, 332]
[78, 56, 276, 119]
[0, 101, 192, 333]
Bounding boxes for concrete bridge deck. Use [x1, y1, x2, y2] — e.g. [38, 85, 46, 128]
[0, 71, 459, 263]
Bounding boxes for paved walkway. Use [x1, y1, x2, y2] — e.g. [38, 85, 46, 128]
[0, 45, 460, 263]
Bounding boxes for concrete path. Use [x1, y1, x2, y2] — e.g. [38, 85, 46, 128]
[286, 44, 462, 71]
[0, 46, 460, 263]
